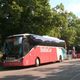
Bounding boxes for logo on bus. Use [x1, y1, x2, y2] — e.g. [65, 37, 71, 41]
[40, 47, 52, 53]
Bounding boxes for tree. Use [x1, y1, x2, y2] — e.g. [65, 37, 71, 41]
[0, 0, 52, 46]
[47, 3, 67, 38]
[15, 0, 52, 34]
[0, 1, 80, 49]
[49, 3, 78, 48]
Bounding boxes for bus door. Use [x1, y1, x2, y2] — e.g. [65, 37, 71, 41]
[23, 38, 34, 65]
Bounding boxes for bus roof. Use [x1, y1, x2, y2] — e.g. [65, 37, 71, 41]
[42, 35, 65, 43]
[32, 35, 65, 43]
[8, 33, 65, 43]
[8, 33, 30, 38]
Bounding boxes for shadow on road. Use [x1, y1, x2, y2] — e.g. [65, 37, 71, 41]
[0, 66, 35, 71]
[1, 60, 80, 80]
[0, 62, 57, 71]
[1, 75, 40, 80]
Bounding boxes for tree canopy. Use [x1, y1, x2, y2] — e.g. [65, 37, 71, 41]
[0, 0, 80, 49]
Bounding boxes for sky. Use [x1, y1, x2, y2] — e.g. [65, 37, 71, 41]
[49, 0, 80, 18]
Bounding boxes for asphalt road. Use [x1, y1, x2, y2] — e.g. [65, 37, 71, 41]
[0, 59, 80, 80]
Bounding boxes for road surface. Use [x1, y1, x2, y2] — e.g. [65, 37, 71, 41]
[0, 59, 80, 80]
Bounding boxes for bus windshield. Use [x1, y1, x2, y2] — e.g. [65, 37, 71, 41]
[4, 36, 23, 58]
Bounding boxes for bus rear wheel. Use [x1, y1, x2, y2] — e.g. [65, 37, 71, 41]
[35, 58, 40, 67]
[59, 55, 62, 62]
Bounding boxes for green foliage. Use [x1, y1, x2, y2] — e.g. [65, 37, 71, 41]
[0, 1, 80, 48]
[46, 27, 61, 38]
[61, 27, 76, 45]
[0, 0, 52, 35]
[50, 3, 79, 48]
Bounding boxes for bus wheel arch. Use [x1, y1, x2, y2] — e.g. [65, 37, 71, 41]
[35, 57, 40, 67]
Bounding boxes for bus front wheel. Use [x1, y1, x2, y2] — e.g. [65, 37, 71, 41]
[35, 58, 40, 67]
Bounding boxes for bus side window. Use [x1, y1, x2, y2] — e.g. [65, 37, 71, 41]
[23, 38, 30, 55]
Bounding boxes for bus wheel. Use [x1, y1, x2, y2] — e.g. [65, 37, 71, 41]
[35, 58, 40, 67]
[59, 55, 62, 62]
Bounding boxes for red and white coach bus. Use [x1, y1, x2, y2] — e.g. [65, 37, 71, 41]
[1, 33, 66, 67]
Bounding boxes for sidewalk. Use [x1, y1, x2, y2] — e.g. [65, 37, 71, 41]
[64, 58, 80, 63]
